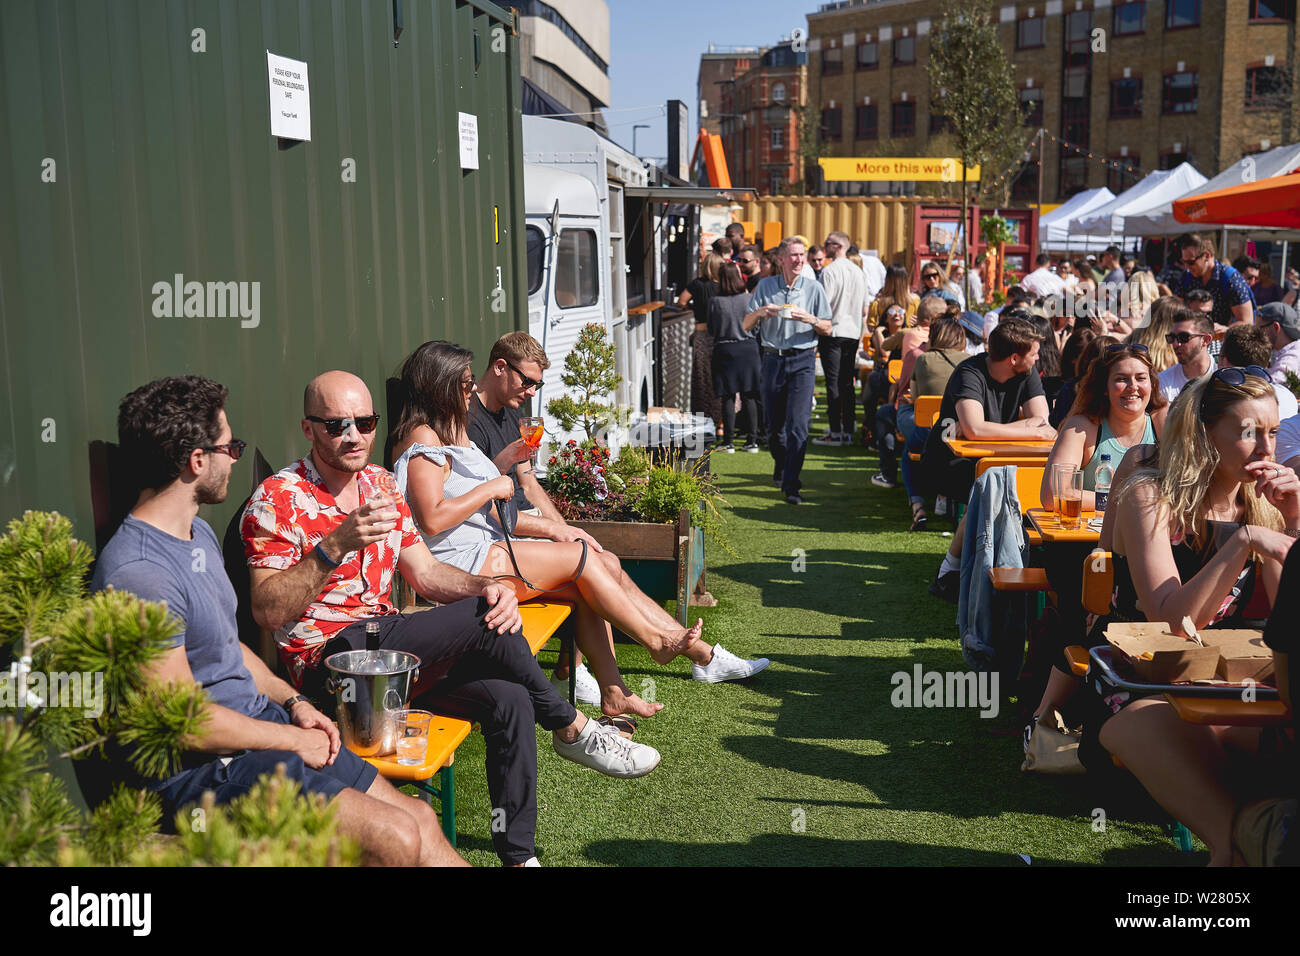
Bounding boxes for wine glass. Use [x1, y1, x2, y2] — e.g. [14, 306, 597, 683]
[519, 417, 544, 463]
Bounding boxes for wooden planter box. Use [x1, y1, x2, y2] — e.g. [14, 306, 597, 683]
[570, 507, 714, 625]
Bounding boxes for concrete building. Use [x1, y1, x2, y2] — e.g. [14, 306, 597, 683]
[513, 0, 611, 131]
[698, 45, 763, 137]
[806, 0, 1299, 200]
[717, 42, 809, 196]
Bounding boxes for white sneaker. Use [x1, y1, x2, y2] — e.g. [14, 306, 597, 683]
[553, 720, 661, 778]
[551, 663, 601, 705]
[522, 856, 542, 867]
[691, 644, 770, 683]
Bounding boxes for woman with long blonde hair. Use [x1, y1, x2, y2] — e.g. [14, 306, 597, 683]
[1093, 368, 1299, 865]
[1124, 293, 1181, 372]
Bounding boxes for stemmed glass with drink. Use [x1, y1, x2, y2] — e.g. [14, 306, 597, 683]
[519, 416, 544, 464]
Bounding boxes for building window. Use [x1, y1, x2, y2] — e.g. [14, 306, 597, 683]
[1166, 0, 1201, 28]
[1020, 88, 1043, 126]
[1110, 77, 1143, 117]
[892, 101, 916, 137]
[855, 104, 878, 139]
[1011, 164, 1039, 201]
[1113, 1, 1145, 34]
[856, 40, 879, 70]
[771, 127, 784, 149]
[894, 35, 915, 65]
[771, 82, 786, 103]
[1017, 16, 1046, 48]
[822, 107, 843, 140]
[1059, 156, 1089, 196]
[822, 47, 843, 75]
[1245, 65, 1289, 108]
[769, 170, 784, 196]
[929, 112, 953, 135]
[1063, 10, 1093, 68]
[1160, 151, 1189, 170]
[1162, 72, 1199, 113]
[1250, 0, 1295, 19]
[1108, 156, 1141, 192]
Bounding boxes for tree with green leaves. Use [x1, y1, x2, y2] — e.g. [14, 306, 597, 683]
[0, 510, 357, 866]
[927, 0, 1022, 303]
[546, 323, 622, 442]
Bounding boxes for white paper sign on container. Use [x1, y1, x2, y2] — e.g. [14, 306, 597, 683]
[267, 51, 311, 141]
[458, 112, 479, 169]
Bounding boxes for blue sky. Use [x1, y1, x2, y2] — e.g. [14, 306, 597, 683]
[607, 0, 809, 162]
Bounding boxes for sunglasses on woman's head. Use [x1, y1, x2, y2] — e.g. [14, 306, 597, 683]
[306, 414, 381, 437]
[1200, 366, 1271, 417]
[1104, 343, 1149, 355]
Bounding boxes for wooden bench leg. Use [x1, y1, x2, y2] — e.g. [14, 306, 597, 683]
[440, 762, 456, 847]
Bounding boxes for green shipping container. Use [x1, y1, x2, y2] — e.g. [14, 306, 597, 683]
[0, 0, 526, 544]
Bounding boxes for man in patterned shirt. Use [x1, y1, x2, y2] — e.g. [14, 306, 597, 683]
[1174, 233, 1255, 328]
[243, 370, 660, 867]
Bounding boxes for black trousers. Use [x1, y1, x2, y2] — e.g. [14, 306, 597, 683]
[818, 335, 860, 435]
[309, 597, 577, 866]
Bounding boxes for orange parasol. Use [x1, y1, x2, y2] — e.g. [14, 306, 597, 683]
[1172, 172, 1300, 229]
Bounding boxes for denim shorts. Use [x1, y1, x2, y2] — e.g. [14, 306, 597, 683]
[151, 701, 378, 823]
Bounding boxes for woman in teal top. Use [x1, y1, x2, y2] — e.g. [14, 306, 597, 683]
[1040, 343, 1169, 511]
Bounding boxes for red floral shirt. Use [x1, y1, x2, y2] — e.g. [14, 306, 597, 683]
[242, 454, 420, 685]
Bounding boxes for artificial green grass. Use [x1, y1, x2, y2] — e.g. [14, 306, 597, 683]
[438, 394, 1203, 866]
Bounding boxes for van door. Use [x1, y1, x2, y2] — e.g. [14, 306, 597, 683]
[535, 219, 604, 445]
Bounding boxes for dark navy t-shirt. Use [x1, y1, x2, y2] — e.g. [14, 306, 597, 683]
[91, 515, 267, 717]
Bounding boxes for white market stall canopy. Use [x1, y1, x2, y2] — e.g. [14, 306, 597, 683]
[1039, 186, 1118, 251]
[1122, 143, 1300, 235]
[1071, 163, 1207, 236]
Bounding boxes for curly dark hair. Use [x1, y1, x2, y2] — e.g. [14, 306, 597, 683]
[117, 376, 229, 490]
[392, 340, 475, 447]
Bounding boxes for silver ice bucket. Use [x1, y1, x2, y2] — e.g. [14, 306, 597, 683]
[324, 649, 421, 758]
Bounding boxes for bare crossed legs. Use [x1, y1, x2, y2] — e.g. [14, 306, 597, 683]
[477, 540, 712, 718]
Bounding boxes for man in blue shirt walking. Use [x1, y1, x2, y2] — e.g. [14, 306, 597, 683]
[743, 237, 833, 503]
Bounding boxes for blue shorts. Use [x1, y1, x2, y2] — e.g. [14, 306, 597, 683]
[151, 701, 378, 822]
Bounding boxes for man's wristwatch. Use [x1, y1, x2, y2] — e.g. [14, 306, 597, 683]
[283, 695, 311, 713]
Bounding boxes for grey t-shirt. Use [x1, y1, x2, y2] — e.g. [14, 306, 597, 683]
[708, 293, 757, 344]
[91, 515, 266, 717]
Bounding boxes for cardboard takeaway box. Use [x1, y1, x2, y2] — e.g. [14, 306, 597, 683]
[1106, 623, 1273, 684]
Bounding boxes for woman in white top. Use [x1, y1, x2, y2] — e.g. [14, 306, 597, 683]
[390, 342, 769, 718]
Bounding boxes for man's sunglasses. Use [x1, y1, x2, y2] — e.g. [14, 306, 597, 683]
[1164, 331, 1208, 345]
[201, 439, 247, 461]
[306, 414, 380, 437]
[505, 360, 544, 390]
[1180, 251, 1208, 266]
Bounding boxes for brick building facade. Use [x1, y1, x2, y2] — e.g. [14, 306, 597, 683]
[806, 0, 1299, 200]
[718, 42, 810, 195]
[698, 47, 762, 137]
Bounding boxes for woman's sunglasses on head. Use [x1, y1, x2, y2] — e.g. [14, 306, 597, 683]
[1200, 365, 1271, 416]
[306, 414, 381, 437]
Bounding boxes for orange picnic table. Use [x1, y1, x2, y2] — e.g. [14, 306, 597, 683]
[1026, 507, 1101, 544]
[945, 438, 1054, 459]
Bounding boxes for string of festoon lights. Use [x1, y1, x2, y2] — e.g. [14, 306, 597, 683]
[983, 128, 1150, 196]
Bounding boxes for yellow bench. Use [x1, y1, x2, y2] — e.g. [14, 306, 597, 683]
[363, 600, 574, 846]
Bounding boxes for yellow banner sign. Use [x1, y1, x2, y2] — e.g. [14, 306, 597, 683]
[818, 157, 980, 182]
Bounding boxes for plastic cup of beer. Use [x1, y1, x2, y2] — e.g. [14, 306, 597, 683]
[1057, 468, 1084, 531]
[1050, 463, 1075, 519]
[394, 709, 433, 766]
